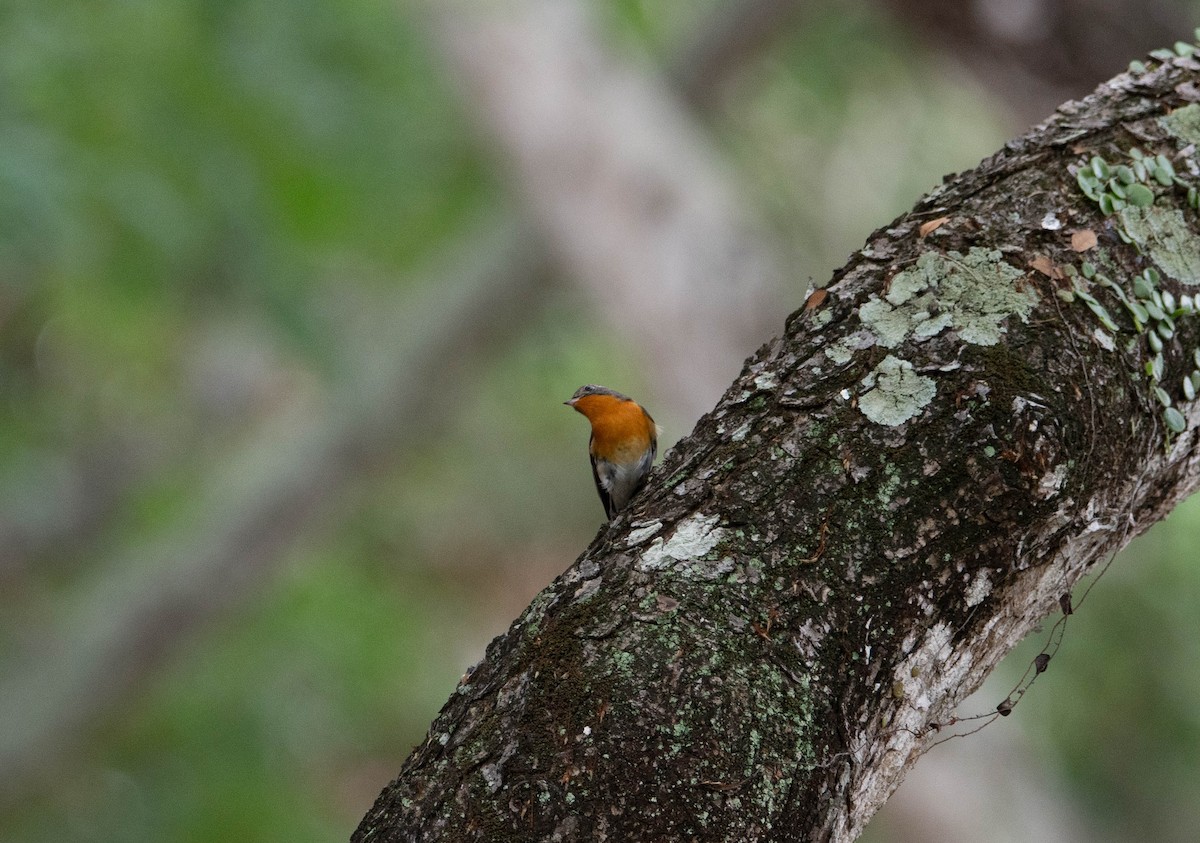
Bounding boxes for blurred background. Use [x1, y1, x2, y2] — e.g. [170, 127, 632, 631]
[2, 0, 1199, 840]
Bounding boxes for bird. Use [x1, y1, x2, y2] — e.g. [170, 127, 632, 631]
[565, 384, 660, 521]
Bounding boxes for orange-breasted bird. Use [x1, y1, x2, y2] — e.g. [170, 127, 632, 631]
[565, 384, 660, 521]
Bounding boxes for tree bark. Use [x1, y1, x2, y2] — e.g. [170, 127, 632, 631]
[354, 51, 1200, 842]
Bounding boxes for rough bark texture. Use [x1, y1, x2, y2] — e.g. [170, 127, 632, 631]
[354, 54, 1200, 842]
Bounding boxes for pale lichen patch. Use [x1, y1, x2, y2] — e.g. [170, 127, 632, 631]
[730, 421, 753, 442]
[936, 248, 1037, 344]
[1161, 102, 1200, 147]
[825, 340, 855, 365]
[964, 569, 992, 607]
[859, 248, 1037, 350]
[637, 513, 726, 573]
[825, 329, 877, 365]
[1118, 205, 1200, 285]
[859, 355, 937, 427]
[626, 522, 664, 546]
[754, 372, 779, 391]
[884, 266, 932, 306]
[859, 297, 916, 348]
[913, 311, 953, 339]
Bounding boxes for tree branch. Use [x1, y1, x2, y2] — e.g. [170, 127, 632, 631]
[354, 50, 1200, 842]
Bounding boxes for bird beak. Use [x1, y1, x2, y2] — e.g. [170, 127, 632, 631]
[564, 398, 577, 407]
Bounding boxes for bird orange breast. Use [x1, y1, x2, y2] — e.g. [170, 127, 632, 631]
[573, 394, 655, 462]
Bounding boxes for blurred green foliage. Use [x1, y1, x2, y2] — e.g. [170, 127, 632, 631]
[5, 549, 474, 842]
[0, 0, 485, 458]
[2, 1, 1199, 841]
[1017, 493, 1200, 841]
[1, 0, 494, 838]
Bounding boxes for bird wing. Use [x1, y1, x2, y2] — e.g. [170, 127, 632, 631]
[590, 451, 616, 520]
